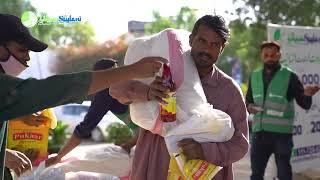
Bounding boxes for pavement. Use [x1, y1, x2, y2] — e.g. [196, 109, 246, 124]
[233, 153, 320, 180]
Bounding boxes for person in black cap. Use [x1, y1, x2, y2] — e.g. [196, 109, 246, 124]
[110, 15, 249, 179]
[246, 41, 320, 180]
[0, 13, 166, 179]
[0, 14, 49, 179]
[45, 58, 139, 168]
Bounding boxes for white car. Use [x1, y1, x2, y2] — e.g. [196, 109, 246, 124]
[54, 101, 124, 142]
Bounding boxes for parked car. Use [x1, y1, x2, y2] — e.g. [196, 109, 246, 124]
[54, 101, 124, 142]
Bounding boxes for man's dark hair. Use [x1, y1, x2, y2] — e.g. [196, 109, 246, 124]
[191, 15, 230, 42]
[93, 58, 118, 71]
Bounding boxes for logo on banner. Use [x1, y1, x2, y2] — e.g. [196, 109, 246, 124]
[274, 29, 281, 41]
[273, 28, 320, 45]
[21, 11, 82, 27]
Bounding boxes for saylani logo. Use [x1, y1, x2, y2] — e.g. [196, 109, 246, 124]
[21, 11, 38, 28]
[21, 11, 82, 27]
[274, 28, 320, 45]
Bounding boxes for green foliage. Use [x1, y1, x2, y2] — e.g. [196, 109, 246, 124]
[49, 22, 95, 47]
[31, 14, 95, 48]
[105, 122, 133, 146]
[220, 20, 266, 81]
[222, 0, 320, 83]
[0, 0, 95, 48]
[0, 0, 36, 17]
[235, 0, 320, 26]
[52, 36, 128, 74]
[219, 0, 320, 82]
[240, 83, 248, 95]
[145, 6, 196, 34]
[48, 121, 69, 149]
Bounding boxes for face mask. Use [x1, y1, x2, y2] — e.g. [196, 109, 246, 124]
[0, 55, 27, 76]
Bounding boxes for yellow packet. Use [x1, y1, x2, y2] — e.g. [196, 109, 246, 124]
[7, 109, 57, 165]
[168, 156, 185, 180]
[167, 153, 222, 180]
[160, 92, 177, 122]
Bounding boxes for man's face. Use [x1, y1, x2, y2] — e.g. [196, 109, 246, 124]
[4, 41, 30, 66]
[189, 25, 225, 69]
[261, 46, 281, 69]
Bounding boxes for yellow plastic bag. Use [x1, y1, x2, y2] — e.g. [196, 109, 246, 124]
[167, 153, 222, 180]
[7, 108, 57, 165]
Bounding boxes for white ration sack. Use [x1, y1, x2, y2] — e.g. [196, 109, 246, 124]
[40, 144, 132, 179]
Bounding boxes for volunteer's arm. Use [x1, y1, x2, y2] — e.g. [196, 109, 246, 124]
[44, 133, 80, 167]
[73, 89, 113, 139]
[110, 76, 170, 104]
[0, 57, 165, 121]
[45, 88, 114, 167]
[245, 76, 261, 114]
[245, 78, 254, 106]
[110, 81, 150, 104]
[288, 73, 314, 110]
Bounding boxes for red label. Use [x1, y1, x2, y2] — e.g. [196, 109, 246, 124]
[192, 161, 209, 179]
[160, 64, 176, 122]
[13, 132, 43, 140]
[162, 64, 175, 90]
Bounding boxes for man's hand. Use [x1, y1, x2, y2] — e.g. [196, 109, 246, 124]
[129, 57, 168, 79]
[304, 85, 320, 96]
[247, 104, 263, 115]
[147, 76, 171, 103]
[19, 113, 49, 126]
[45, 154, 62, 168]
[5, 149, 32, 177]
[178, 139, 205, 161]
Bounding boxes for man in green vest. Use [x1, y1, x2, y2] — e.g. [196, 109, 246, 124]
[246, 41, 320, 180]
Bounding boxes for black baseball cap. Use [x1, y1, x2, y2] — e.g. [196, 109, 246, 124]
[0, 13, 48, 52]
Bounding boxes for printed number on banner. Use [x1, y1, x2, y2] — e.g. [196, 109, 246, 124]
[311, 121, 320, 133]
[293, 125, 302, 136]
[301, 74, 319, 85]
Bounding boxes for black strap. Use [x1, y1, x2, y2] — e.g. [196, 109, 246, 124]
[0, 65, 4, 73]
[4, 167, 13, 180]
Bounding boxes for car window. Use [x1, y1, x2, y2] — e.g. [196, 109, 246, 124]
[62, 105, 89, 115]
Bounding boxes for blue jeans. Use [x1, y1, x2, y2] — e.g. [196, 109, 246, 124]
[250, 132, 293, 180]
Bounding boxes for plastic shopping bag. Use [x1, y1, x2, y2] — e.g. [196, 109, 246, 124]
[125, 28, 206, 133]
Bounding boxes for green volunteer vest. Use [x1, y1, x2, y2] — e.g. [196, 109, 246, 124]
[251, 67, 295, 134]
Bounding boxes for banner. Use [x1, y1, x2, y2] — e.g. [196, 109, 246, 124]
[268, 24, 320, 172]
